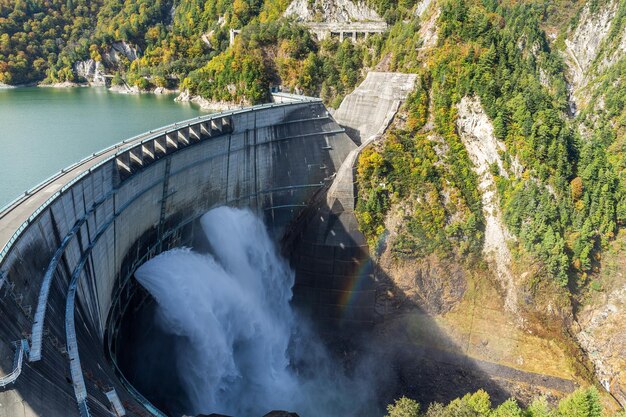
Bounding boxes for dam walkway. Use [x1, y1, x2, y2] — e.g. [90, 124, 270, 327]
[0, 96, 358, 417]
[0, 99, 314, 274]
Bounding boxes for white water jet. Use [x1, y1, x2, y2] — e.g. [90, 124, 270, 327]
[136, 206, 372, 417]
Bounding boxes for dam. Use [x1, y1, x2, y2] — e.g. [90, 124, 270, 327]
[0, 72, 585, 416]
[0, 96, 374, 417]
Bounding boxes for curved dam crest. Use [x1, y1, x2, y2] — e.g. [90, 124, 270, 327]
[0, 97, 359, 417]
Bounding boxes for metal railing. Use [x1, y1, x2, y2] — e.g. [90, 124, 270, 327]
[0, 97, 323, 416]
[77, 399, 90, 417]
[0, 98, 320, 268]
[0, 339, 29, 387]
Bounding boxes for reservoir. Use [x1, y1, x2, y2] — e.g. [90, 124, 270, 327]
[0, 87, 204, 207]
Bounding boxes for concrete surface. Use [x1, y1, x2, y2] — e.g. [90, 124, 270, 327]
[0, 99, 356, 417]
[333, 71, 417, 145]
[284, 72, 416, 327]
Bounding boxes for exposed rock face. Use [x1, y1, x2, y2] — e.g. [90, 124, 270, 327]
[418, 3, 439, 51]
[564, 1, 620, 97]
[415, 0, 433, 18]
[575, 233, 626, 408]
[577, 285, 626, 406]
[457, 97, 518, 316]
[201, 32, 212, 48]
[604, 24, 626, 69]
[412, 257, 466, 314]
[378, 253, 467, 315]
[565, 2, 616, 84]
[102, 41, 141, 67]
[73, 59, 105, 85]
[284, 0, 382, 23]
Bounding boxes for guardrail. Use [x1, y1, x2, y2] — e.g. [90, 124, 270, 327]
[0, 97, 320, 268]
[0, 339, 29, 387]
[0, 96, 321, 416]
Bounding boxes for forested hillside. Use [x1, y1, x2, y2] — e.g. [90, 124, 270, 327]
[0, 0, 382, 105]
[0, 0, 102, 84]
[357, 0, 625, 288]
[355, 0, 626, 412]
[3, 0, 626, 414]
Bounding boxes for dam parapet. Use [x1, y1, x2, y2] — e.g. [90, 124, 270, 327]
[0, 98, 356, 417]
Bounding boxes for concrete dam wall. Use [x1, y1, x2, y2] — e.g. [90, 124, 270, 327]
[0, 99, 359, 417]
[333, 71, 417, 145]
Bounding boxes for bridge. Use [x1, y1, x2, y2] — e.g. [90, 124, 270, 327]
[0, 97, 371, 417]
[305, 21, 388, 41]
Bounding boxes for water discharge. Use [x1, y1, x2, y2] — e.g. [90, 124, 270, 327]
[135, 206, 373, 417]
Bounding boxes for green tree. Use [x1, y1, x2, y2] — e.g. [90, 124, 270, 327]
[385, 397, 420, 417]
[526, 397, 555, 417]
[557, 387, 603, 417]
[491, 399, 524, 417]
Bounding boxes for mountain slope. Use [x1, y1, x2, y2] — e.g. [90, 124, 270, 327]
[355, 0, 626, 410]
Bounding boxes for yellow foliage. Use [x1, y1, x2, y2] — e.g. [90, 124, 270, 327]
[233, 0, 248, 18]
[358, 148, 384, 180]
[570, 176, 583, 201]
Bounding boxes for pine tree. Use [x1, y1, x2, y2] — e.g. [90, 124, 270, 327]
[558, 387, 603, 417]
[385, 397, 420, 417]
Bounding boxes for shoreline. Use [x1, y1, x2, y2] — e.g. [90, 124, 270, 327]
[175, 90, 247, 112]
[38, 81, 90, 88]
[1, 81, 239, 112]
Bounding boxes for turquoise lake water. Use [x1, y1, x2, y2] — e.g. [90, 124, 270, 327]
[0, 87, 204, 207]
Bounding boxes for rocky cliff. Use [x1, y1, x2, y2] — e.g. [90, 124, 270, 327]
[564, 1, 618, 95]
[284, 0, 382, 23]
[563, 2, 626, 407]
[74, 59, 106, 86]
[456, 97, 518, 316]
[565, 0, 626, 107]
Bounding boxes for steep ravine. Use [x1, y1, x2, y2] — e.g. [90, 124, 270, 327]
[357, 93, 581, 406]
[564, 0, 626, 110]
[562, 1, 626, 407]
[564, 0, 618, 95]
[456, 97, 519, 316]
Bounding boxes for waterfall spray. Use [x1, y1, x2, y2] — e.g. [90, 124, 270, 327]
[135, 206, 374, 417]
